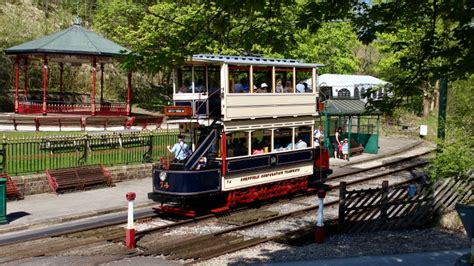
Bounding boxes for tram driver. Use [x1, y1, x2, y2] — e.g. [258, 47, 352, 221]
[167, 134, 190, 162]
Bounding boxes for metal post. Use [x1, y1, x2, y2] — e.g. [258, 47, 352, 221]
[347, 115, 352, 161]
[324, 113, 330, 149]
[125, 192, 136, 249]
[315, 190, 326, 243]
[437, 78, 447, 141]
[0, 178, 6, 224]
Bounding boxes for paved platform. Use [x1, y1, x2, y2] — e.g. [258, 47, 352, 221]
[0, 136, 433, 235]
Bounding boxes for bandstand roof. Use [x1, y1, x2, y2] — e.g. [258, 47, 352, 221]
[4, 21, 130, 59]
[322, 99, 380, 116]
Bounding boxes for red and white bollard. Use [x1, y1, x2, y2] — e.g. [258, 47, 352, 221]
[125, 192, 136, 249]
[315, 190, 326, 244]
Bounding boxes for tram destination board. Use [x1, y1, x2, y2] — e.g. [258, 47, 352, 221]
[164, 106, 193, 116]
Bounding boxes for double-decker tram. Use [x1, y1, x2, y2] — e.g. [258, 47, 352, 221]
[148, 54, 332, 216]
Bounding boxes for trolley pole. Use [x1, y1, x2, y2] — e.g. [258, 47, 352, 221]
[125, 192, 136, 249]
[315, 190, 326, 244]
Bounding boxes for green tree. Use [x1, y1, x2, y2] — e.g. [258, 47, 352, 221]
[291, 22, 361, 74]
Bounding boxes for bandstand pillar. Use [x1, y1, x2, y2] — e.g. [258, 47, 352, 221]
[23, 58, 28, 97]
[100, 63, 104, 104]
[127, 71, 132, 116]
[91, 57, 97, 116]
[14, 56, 19, 113]
[42, 57, 48, 116]
[59, 62, 64, 99]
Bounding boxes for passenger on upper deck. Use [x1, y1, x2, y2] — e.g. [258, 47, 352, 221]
[285, 80, 293, 93]
[256, 83, 269, 93]
[296, 81, 307, 93]
[179, 79, 191, 93]
[235, 78, 249, 93]
[276, 79, 284, 93]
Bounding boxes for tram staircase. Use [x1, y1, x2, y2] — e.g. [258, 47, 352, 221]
[184, 128, 218, 170]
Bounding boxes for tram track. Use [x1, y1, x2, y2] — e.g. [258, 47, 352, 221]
[0, 148, 433, 263]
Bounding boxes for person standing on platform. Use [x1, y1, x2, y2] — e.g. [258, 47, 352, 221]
[342, 138, 349, 161]
[333, 127, 342, 159]
[314, 125, 324, 147]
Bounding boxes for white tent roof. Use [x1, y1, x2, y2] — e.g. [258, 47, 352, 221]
[317, 74, 387, 87]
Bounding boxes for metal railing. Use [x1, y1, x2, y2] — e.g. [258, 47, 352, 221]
[1, 130, 178, 175]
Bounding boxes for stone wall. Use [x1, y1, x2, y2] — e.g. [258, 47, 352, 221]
[11, 163, 153, 196]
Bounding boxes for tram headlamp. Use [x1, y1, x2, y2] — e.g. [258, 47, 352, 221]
[159, 171, 167, 181]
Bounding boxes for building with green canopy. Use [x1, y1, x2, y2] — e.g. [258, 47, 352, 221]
[322, 99, 381, 160]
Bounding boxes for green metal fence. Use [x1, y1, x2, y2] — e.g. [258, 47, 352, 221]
[1, 130, 178, 175]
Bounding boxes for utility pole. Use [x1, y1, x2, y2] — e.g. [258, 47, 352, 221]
[437, 78, 447, 141]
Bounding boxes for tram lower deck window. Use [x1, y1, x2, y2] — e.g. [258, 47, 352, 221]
[226, 132, 249, 157]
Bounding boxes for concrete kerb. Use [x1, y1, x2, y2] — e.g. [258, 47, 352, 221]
[335, 140, 426, 168]
[0, 201, 157, 235]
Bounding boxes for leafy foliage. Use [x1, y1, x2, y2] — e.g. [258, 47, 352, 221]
[430, 75, 474, 179]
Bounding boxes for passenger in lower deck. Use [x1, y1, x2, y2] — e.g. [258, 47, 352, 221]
[295, 135, 308, 149]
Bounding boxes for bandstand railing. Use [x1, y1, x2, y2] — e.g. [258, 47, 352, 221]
[17, 101, 127, 116]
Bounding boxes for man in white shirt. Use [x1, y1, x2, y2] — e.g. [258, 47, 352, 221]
[314, 125, 323, 147]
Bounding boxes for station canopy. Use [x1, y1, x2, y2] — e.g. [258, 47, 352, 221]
[322, 99, 380, 116]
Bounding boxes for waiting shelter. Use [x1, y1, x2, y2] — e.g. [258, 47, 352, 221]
[322, 99, 380, 160]
[4, 17, 132, 116]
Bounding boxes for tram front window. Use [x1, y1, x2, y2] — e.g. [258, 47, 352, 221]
[177, 67, 192, 93]
[194, 66, 206, 93]
[208, 66, 220, 94]
[226, 132, 249, 157]
[251, 130, 271, 154]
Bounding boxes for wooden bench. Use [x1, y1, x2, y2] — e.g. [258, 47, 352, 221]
[46, 165, 112, 194]
[85, 116, 129, 130]
[134, 115, 165, 129]
[0, 173, 22, 200]
[35, 116, 85, 131]
[12, 116, 36, 131]
[350, 140, 364, 156]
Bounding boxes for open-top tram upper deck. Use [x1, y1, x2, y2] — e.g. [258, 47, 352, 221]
[166, 54, 324, 122]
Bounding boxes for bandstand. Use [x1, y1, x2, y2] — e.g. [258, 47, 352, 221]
[4, 18, 132, 117]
